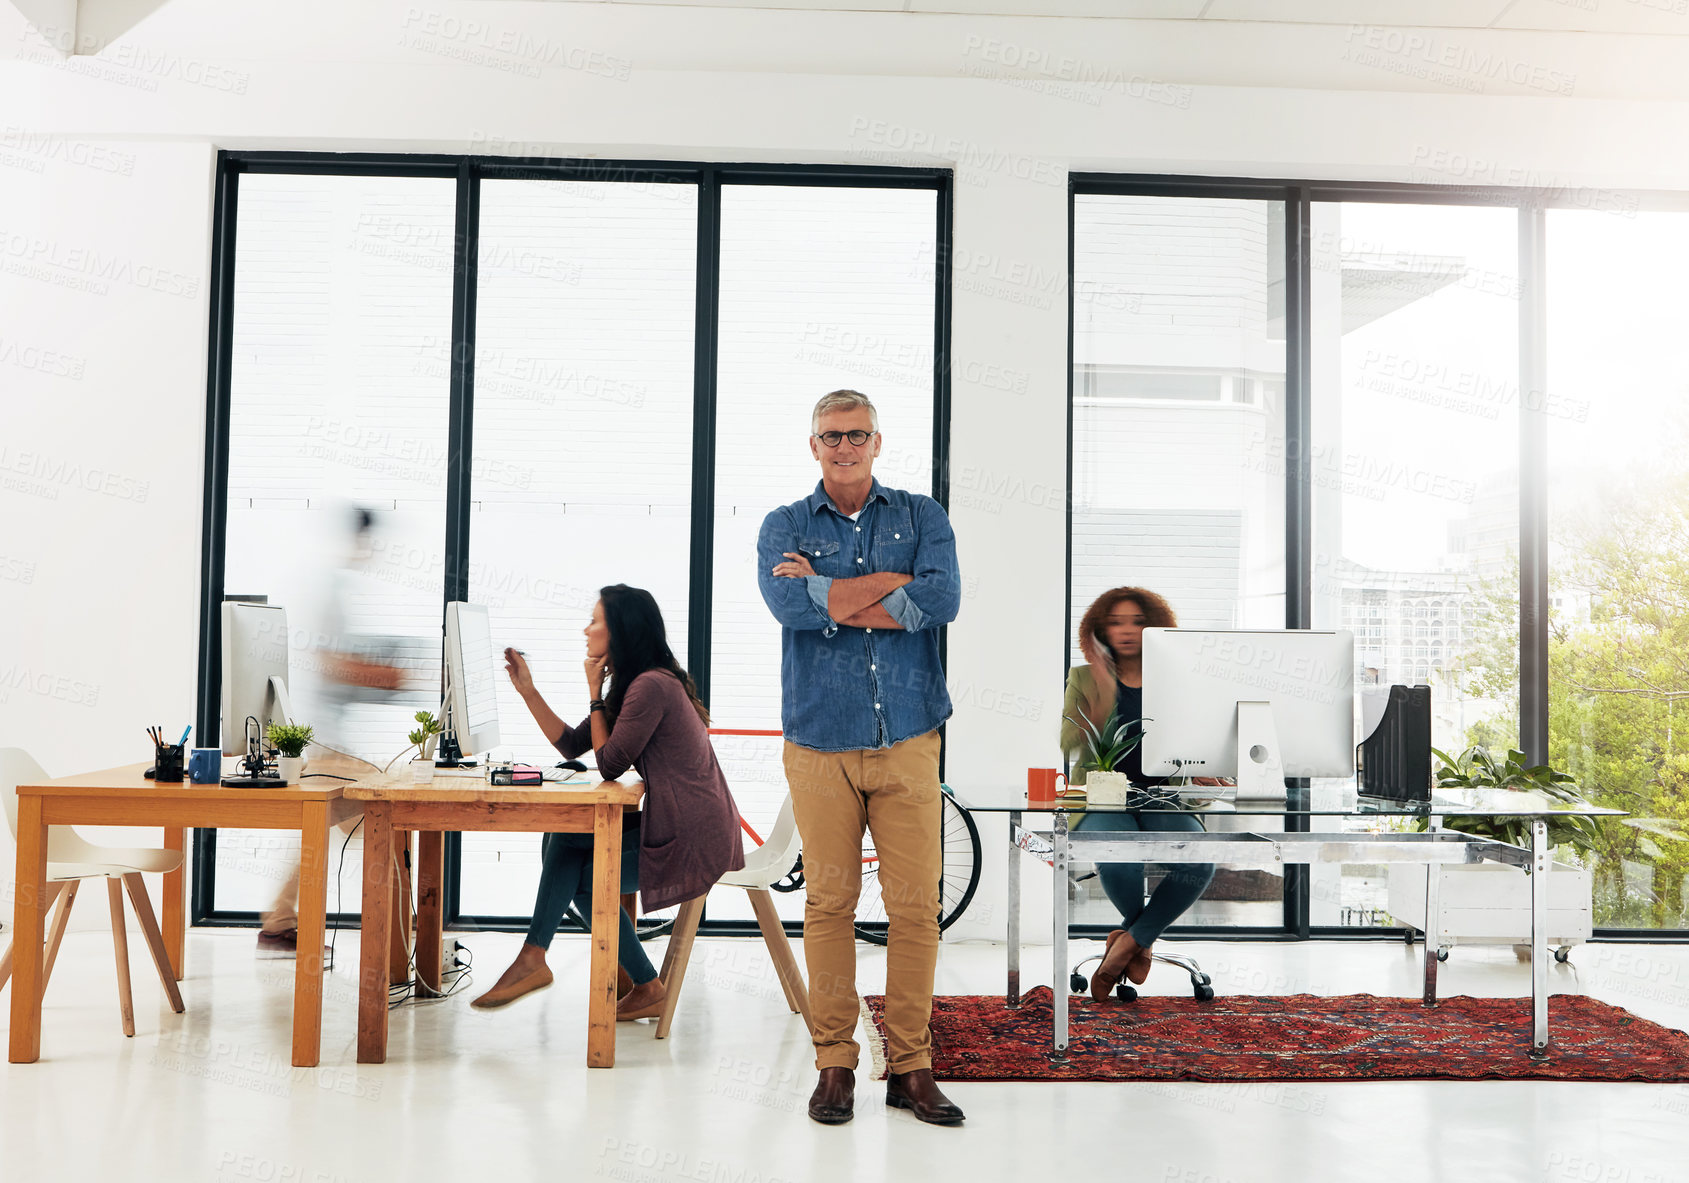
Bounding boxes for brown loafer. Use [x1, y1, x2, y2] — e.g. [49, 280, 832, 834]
[1090, 929, 1129, 1001]
[807, 1066, 855, 1125]
[885, 1069, 964, 1125]
[470, 963, 553, 1010]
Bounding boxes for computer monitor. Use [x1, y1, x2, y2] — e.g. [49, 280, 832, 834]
[220, 600, 294, 757]
[441, 601, 500, 763]
[1140, 628, 1355, 799]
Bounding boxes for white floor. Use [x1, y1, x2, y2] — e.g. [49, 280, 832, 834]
[4, 929, 1688, 1183]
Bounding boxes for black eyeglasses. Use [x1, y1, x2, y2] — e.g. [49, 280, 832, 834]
[813, 430, 876, 447]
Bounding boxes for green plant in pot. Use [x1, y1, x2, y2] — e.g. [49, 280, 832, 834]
[1062, 709, 1146, 806]
[1424, 745, 1600, 855]
[265, 721, 314, 784]
[407, 710, 442, 761]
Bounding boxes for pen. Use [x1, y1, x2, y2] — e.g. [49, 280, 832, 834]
[178, 725, 192, 746]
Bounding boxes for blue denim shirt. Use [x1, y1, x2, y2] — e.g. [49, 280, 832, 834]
[757, 479, 961, 753]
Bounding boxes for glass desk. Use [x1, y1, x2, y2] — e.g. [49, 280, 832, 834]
[964, 790, 1627, 1061]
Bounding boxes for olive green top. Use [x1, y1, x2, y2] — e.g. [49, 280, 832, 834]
[1060, 665, 1110, 787]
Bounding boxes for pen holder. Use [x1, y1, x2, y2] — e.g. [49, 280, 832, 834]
[154, 744, 185, 783]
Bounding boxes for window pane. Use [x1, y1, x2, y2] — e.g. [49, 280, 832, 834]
[219, 174, 456, 913]
[456, 178, 698, 922]
[1071, 194, 1287, 929]
[710, 184, 938, 923]
[1548, 209, 1689, 933]
[1306, 202, 1520, 928]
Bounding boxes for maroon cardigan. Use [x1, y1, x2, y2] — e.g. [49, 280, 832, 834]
[554, 669, 744, 912]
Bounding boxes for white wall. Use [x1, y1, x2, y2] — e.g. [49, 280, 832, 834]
[3, 0, 1686, 933]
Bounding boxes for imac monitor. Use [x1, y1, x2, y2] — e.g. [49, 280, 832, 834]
[220, 600, 294, 757]
[442, 601, 501, 763]
[1140, 628, 1355, 799]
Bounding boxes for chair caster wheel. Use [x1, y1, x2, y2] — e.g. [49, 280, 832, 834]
[1436, 948, 1449, 962]
[1193, 973, 1211, 987]
[1115, 983, 1138, 1002]
[1554, 947, 1571, 964]
[1070, 973, 1088, 993]
[1194, 984, 1215, 1002]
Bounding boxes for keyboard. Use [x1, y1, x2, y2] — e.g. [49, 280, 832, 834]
[540, 766, 584, 784]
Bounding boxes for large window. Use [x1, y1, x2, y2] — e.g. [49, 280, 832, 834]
[1070, 193, 1287, 929]
[1070, 178, 1689, 940]
[708, 184, 939, 924]
[1547, 210, 1689, 932]
[1306, 201, 1521, 927]
[199, 158, 948, 928]
[216, 173, 456, 914]
[457, 178, 699, 922]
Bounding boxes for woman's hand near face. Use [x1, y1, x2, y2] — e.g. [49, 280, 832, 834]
[1081, 631, 1116, 683]
[504, 647, 536, 697]
[584, 652, 608, 698]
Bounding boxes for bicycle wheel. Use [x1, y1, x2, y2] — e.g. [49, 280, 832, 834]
[853, 789, 982, 945]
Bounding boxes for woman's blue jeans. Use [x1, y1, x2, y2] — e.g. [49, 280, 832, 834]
[525, 832, 657, 985]
[1073, 802, 1216, 948]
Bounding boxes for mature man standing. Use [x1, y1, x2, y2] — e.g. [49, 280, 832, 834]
[757, 389, 964, 1127]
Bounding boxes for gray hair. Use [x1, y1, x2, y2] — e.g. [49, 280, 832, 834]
[811, 389, 879, 435]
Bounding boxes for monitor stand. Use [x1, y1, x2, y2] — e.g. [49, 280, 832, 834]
[433, 678, 477, 769]
[1234, 701, 1286, 801]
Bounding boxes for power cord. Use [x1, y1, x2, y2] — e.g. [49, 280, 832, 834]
[388, 943, 474, 1008]
[327, 817, 363, 972]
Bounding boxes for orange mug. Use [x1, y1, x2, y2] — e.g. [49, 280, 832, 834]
[1027, 767, 1067, 807]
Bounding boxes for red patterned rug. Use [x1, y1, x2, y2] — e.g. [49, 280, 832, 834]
[862, 988, 1689, 1082]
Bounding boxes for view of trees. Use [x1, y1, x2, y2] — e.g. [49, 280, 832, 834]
[1458, 464, 1689, 929]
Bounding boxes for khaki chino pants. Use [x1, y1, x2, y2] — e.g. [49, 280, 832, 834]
[784, 730, 942, 1074]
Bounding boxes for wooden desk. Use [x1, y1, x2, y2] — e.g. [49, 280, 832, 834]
[345, 772, 642, 1068]
[8, 764, 359, 1067]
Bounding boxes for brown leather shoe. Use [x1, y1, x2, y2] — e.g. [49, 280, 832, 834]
[807, 1067, 855, 1125]
[470, 963, 553, 1010]
[1090, 929, 1129, 1001]
[885, 1069, 964, 1125]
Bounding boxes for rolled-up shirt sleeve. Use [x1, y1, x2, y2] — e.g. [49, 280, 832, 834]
[894, 497, 961, 631]
[878, 585, 927, 632]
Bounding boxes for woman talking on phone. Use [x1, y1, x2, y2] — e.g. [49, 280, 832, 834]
[473, 584, 744, 1018]
[1060, 587, 1218, 1002]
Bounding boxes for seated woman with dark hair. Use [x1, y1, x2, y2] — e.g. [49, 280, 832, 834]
[473, 584, 744, 1019]
[1061, 586, 1218, 1001]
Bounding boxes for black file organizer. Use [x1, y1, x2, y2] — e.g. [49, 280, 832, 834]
[1357, 684, 1432, 805]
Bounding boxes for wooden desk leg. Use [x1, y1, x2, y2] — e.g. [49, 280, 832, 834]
[292, 800, 330, 1069]
[9, 795, 49, 1062]
[358, 805, 393, 1064]
[415, 831, 443, 995]
[588, 804, 622, 1069]
[162, 827, 186, 981]
[389, 831, 414, 987]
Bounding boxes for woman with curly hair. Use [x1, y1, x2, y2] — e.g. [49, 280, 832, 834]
[1060, 587, 1217, 1001]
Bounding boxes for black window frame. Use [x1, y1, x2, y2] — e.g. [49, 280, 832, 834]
[195, 151, 952, 938]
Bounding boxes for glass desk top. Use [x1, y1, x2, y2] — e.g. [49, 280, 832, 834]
[959, 788, 1626, 819]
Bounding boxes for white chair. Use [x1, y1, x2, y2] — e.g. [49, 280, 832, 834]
[653, 795, 810, 1039]
[0, 748, 185, 1036]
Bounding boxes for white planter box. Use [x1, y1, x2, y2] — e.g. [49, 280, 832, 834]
[1387, 862, 1593, 947]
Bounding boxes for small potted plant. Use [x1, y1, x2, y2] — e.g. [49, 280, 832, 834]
[1061, 709, 1146, 807]
[265, 721, 314, 784]
[407, 710, 442, 783]
[1388, 745, 1598, 958]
